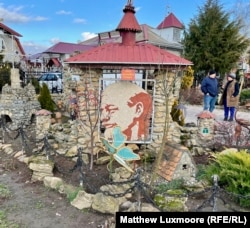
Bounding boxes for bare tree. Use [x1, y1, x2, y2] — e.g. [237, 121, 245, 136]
[70, 77, 100, 170]
[231, 0, 250, 37]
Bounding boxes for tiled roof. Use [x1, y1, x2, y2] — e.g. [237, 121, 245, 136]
[157, 143, 194, 181]
[157, 13, 183, 29]
[157, 150, 182, 181]
[65, 42, 192, 66]
[44, 42, 97, 54]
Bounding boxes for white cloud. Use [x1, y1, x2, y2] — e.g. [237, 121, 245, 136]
[0, 5, 48, 23]
[49, 38, 61, 45]
[0, 7, 30, 22]
[81, 32, 97, 41]
[56, 10, 72, 15]
[22, 41, 48, 55]
[33, 16, 48, 21]
[73, 18, 86, 24]
[135, 6, 141, 12]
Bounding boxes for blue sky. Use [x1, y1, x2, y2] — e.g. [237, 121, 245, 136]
[0, 0, 242, 55]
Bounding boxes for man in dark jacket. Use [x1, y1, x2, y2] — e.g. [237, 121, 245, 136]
[219, 73, 239, 121]
[201, 70, 219, 112]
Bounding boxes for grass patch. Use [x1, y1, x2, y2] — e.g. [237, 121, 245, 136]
[0, 210, 20, 228]
[0, 184, 11, 199]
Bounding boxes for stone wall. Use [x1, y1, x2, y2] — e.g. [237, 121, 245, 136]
[0, 69, 41, 129]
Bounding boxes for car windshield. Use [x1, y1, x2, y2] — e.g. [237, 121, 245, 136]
[38, 73, 62, 80]
[38, 74, 47, 80]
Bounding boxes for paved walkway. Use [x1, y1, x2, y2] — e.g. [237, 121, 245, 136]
[184, 105, 250, 123]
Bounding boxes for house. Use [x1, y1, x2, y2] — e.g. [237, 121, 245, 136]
[0, 21, 26, 68]
[155, 12, 184, 43]
[27, 42, 98, 73]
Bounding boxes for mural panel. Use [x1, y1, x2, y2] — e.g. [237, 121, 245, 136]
[100, 80, 153, 143]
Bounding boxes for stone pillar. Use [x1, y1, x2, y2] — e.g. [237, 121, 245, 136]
[197, 118, 215, 139]
[10, 68, 21, 88]
[196, 111, 215, 140]
[35, 110, 52, 140]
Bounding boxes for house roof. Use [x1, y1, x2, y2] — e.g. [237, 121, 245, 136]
[116, 3, 141, 32]
[0, 22, 22, 37]
[15, 37, 26, 56]
[65, 42, 191, 66]
[65, 2, 192, 67]
[43, 42, 97, 54]
[48, 58, 61, 67]
[157, 12, 184, 29]
[138, 24, 183, 49]
[0, 22, 25, 56]
[80, 24, 183, 51]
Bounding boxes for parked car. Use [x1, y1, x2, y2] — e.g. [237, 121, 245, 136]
[38, 72, 63, 93]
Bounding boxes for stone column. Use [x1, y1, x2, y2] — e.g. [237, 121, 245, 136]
[35, 110, 52, 140]
[10, 68, 21, 88]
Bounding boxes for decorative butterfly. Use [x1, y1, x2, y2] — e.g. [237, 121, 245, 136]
[100, 126, 140, 173]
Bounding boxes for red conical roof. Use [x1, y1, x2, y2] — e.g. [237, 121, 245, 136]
[157, 12, 183, 29]
[116, 3, 141, 32]
[116, 2, 141, 45]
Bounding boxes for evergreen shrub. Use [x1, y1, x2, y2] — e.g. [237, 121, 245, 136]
[200, 150, 250, 208]
[240, 89, 250, 104]
[38, 83, 55, 112]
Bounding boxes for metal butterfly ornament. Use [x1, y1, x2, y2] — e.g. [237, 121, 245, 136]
[100, 126, 140, 173]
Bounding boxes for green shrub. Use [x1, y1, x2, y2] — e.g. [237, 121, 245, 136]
[31, 77, 40, 94]
[240, 89, 250, 103]
[38, 83, 55, 112]
[0, 66, 11, 92]
[201, 150, 250, 208]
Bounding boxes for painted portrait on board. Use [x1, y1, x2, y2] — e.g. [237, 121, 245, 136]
[100, 81, 153, 142]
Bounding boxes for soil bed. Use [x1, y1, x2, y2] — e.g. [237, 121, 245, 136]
[0, 150, 113, 228]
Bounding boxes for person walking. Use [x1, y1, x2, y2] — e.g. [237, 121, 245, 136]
[219, 73, 239, 121]
[201, 70, 219, 112]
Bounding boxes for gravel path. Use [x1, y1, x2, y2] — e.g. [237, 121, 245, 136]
[184, 105, 250, 124]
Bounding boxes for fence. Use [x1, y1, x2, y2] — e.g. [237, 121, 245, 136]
[0, 116, 249, 212]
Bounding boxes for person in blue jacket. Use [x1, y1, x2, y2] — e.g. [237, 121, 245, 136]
[201, 70, 219, 112]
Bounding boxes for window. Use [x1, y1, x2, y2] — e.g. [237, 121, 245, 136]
[102, 69, 144, 89]
[0, 38, 5, 52]
[173, 28, 181, 42]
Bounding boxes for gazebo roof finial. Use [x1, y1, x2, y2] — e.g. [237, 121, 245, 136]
[127, 0, 133, 5]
